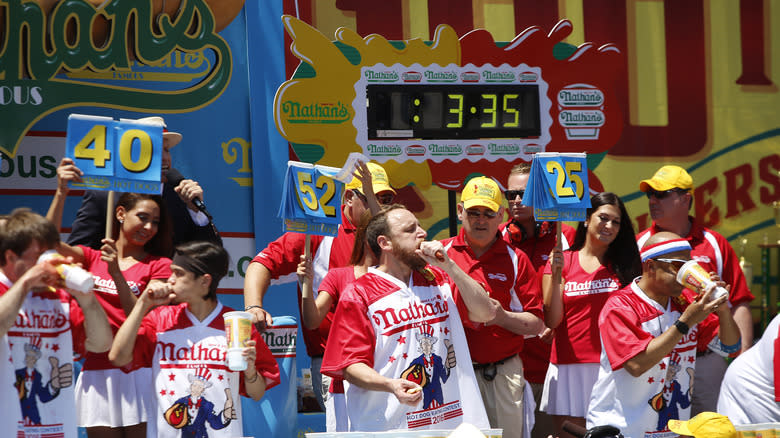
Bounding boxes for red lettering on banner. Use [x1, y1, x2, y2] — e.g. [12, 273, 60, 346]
[759, 154, 780, 203]
[725, 164, 757, 218]
[584, 0, 707, 157]
[737, 0, 773, 86]
[695, 177, 720, 229]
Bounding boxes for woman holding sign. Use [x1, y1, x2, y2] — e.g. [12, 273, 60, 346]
[540, 192, 641, 438]
[48, 158, 173, 438]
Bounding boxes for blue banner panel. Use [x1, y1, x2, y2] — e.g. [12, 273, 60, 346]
[523, 152, 590, 221]
[66, 114, 162, 194]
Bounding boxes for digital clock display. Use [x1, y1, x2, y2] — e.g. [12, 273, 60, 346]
[367, 84, 541, 140]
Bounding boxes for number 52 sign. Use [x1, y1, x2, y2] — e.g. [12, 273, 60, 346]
[66, 114, 163, 194]
[523, 152, 590, 221]
[278, 161, 343, 237]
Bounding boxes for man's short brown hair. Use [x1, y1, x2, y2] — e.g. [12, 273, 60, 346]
[0, 208, 59, 266]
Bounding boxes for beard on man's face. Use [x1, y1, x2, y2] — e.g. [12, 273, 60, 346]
[392, 243, 427, 271]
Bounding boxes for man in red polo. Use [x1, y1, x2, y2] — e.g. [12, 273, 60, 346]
[636, 165, 754, 415]
[443, 176, 545, 438]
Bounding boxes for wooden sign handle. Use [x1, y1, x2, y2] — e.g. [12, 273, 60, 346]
[553, 221, 563, 285]
[105, 190, 115, 240]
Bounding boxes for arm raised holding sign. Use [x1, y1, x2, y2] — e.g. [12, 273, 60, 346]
[47, 157, 175, 435]
[67, 116, 222, 252]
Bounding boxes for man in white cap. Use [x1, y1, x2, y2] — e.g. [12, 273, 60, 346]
[67, 116, 221, 253]
[635, 165, 754, 415]
[243, 160, 396, 411]
[442, 176, 545, 438]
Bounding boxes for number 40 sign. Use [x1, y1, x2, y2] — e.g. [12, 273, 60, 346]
[66, 114, 164, 194]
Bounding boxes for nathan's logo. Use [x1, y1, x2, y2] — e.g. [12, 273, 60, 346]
[262, 325, 296, 358]
[482, 70, 515, 82]
[372, 297, 449, 334]
[402, 71, 422, 82]
[367, 144, 402, 156]
[559, 109, 605, 140]
[365, 70, 399, 82]
[559, 110, 605, 127]
[524, 144, 542, 154]
[281, 100, 350, 124]
[156, 341, 226, 362]
[428, 143, 462, 156]
[487, 143, 520, 155]
[15, 308, 68, 331]
[406, 145, 425, 156]
[558, 85, 605, 107]
[466, 144, 484, 156]
[460, 71, 480, 82]
[424, 70, 457, 82]
[0, 0, 234, 158]
[518, 71, 538, 82]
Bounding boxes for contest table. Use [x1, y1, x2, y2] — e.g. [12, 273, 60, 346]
[758, 242, 780, 330]
[307, 429, 502, 438]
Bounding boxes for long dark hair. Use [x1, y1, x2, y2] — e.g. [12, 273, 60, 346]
[349, 209, 373, 265]
[570, 192, 641, 287]
[113, 193, 173, 257]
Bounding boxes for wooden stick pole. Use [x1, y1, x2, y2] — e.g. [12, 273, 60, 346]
[105, 190, 115, 240]
[553, 221, 563, 285]
[302, 234, 312, 292]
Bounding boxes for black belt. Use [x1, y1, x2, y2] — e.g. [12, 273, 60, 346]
[696, 350, 710, 357]
[472, 354, 516, 381]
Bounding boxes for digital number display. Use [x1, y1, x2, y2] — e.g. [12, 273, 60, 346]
[367, 84, 541, 140]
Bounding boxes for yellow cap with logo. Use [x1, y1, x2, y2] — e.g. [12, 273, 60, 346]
[639, 165, 693, 192]
[345, 162, 395, 195]
[461, 176, 502, 212]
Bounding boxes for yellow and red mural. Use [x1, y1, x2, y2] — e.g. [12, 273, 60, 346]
[277, 0, 780, 321]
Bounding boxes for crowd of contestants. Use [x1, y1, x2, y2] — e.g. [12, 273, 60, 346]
[0, 147, 776, 438]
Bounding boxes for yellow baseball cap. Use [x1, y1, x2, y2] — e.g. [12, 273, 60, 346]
[639, 165, 693, 192]
[461, 176, 502, 212]
[667, 412, 736, 438]
[345, 162, 396, 195]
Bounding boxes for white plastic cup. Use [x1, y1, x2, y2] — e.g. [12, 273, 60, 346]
[223, 311, 252, 371]
[676, 260, 728, 300]
[37, 250, 94, 294]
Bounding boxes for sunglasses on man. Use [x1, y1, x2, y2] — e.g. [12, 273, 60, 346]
[653, 258, 688, 270]
[645, 188, 689, 199]
[504, 189, 525, 201]
[465, 209, 498, 219]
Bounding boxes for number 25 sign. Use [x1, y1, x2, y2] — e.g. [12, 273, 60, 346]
[523, 152, 590, 221]
[277, 161, 343, 237]
[66, 114, 163, 194]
